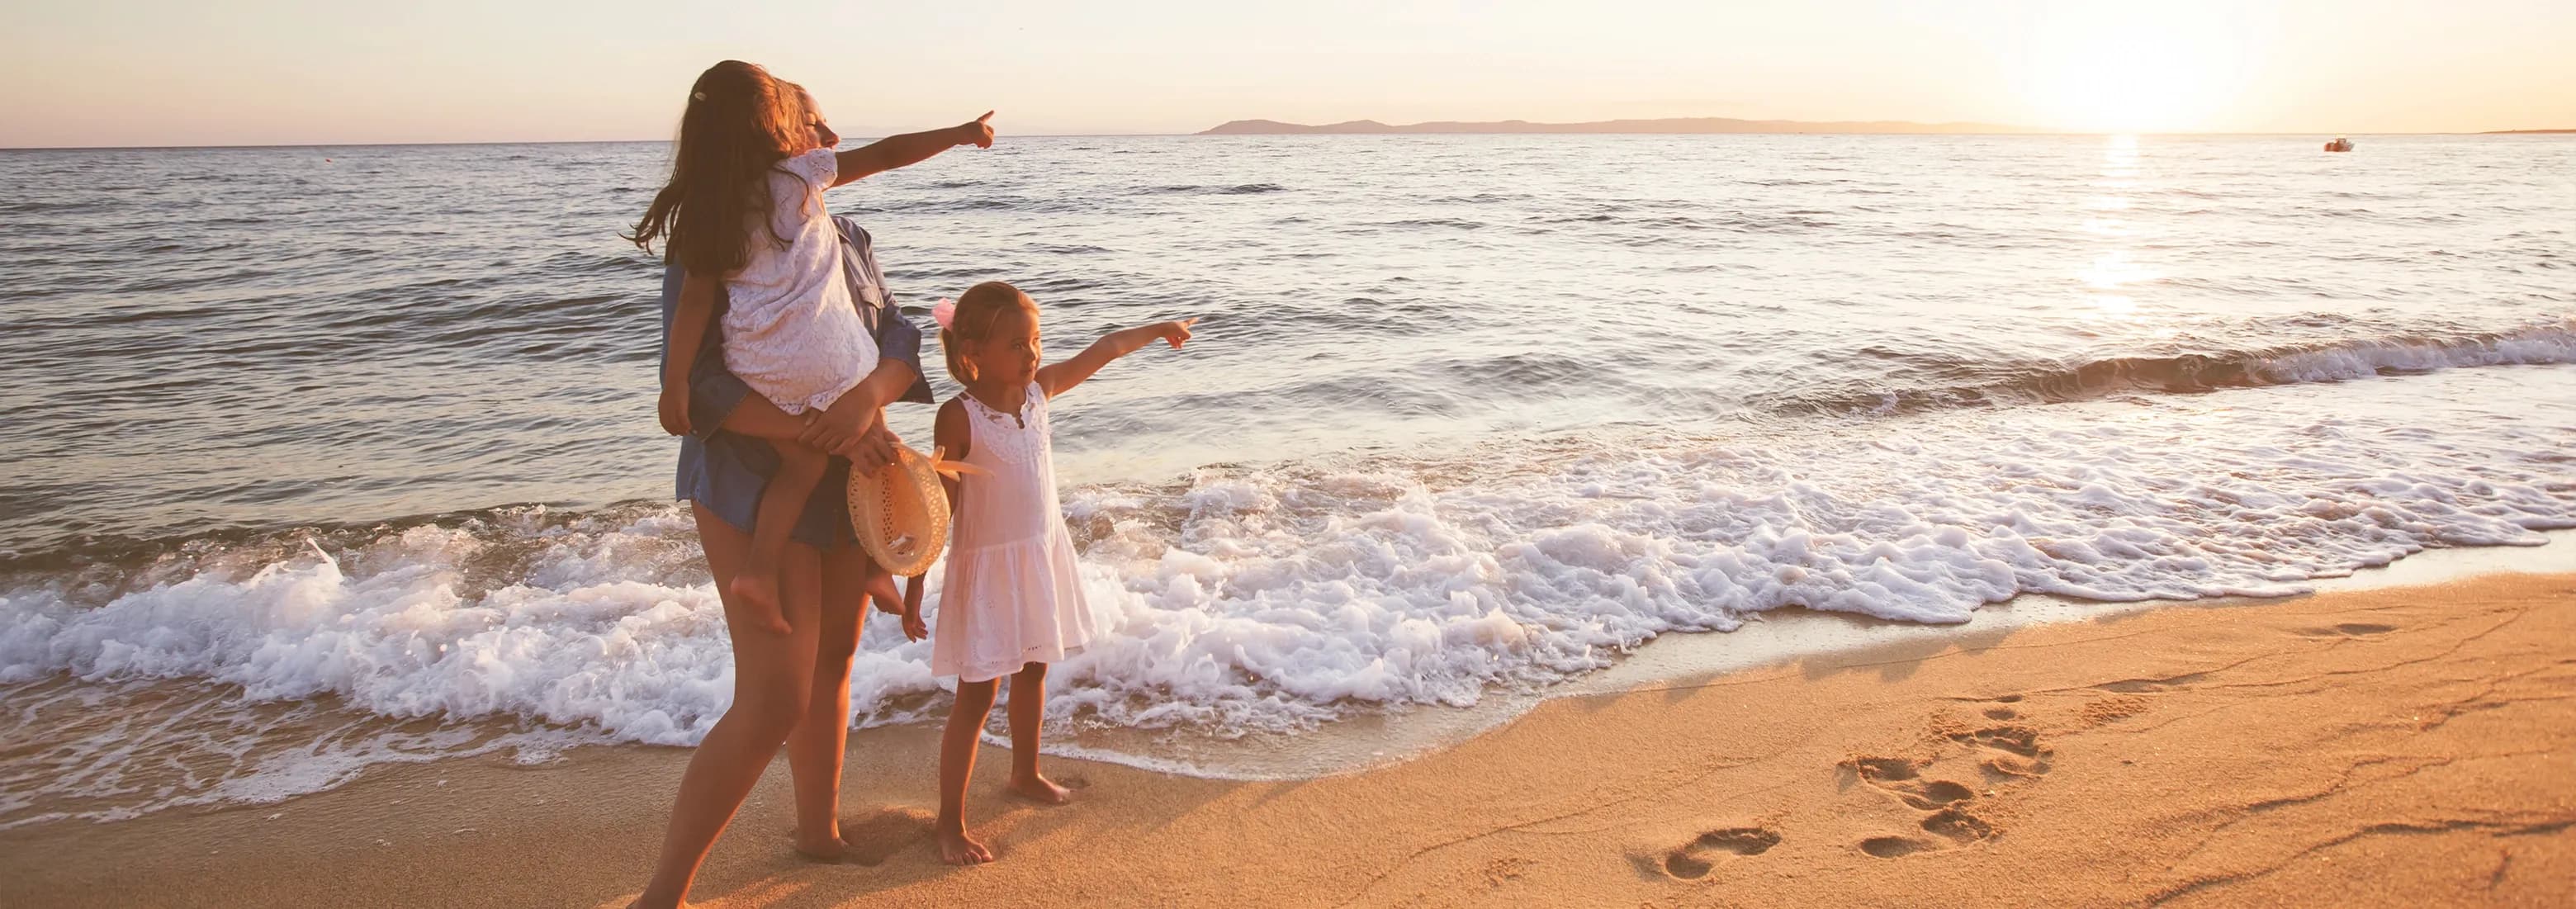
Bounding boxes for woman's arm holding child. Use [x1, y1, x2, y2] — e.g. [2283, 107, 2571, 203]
[794, 351, 922, 456]
[657, 271, 724, 436]
[1036, 319, 1197, 399]
[831, 113, 996, 187]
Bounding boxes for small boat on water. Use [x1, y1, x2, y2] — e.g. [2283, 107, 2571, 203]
[2323, 136, 2354, 152]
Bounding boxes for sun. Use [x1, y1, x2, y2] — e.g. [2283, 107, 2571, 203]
[2012, 7, 2259, 133]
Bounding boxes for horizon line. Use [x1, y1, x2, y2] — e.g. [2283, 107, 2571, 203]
[4, 129, 2563, 152]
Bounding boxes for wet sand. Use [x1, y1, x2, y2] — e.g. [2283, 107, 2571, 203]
[4, 572, 2571, 907]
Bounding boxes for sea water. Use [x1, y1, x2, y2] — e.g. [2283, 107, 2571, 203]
[1, 133, 2569, 827]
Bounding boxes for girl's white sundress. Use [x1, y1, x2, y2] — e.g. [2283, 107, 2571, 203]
[930, 382, 1099, 683]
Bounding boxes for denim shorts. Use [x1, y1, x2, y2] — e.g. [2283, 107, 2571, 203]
[657, 216, 935, 548]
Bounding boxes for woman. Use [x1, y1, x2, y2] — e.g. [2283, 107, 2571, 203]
[634, 80, 985, 905]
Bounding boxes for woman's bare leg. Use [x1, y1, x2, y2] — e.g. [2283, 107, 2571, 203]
[786, 548, 874, 859]
[1002, 662, 1073, 803]
[935, 678, 1002, 864]
[631, 505, 826, 909]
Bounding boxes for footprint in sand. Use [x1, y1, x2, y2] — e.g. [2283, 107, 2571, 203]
[1849, 754, 1998, 859]
[1849, 716, 2057, 859]
[1861, 807, 1998, 859]
[1850, 756, 1978, 811]
[1859, 836, 1934, 858]
[1662, 827, 1781, 879]
[1950, 724, 2053, 779]
[1920, 807, 1993, 842]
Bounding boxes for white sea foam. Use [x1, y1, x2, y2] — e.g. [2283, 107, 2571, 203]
[2248, 323, 2576, 385]
[2, 363, 2571, 824]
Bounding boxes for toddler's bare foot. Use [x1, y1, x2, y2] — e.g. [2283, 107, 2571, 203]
[1006, 773, 1075, 805]
[864, 573, 902, 611]
[727, 574, 791, 634]
[937, 826, 993, 865]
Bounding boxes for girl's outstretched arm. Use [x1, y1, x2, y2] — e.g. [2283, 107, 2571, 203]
[657, 271, 723, 435]
[831, 113, 995, 187]
[1037, 319, 1197, 399]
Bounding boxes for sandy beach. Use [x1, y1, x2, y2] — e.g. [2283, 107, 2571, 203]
[6, 570, 2570, 908]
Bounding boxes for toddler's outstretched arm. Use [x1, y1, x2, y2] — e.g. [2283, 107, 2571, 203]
[831, 112, 996, 187]
[1037, 319, 1197, 399]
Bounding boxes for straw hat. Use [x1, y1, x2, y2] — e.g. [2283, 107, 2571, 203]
[846, 443, 962, 576]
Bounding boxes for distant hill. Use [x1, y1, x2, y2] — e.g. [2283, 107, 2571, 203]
[1198, 116, 2041, 135]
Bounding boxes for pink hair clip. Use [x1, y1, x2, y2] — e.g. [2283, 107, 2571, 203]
[930, 297, 957, 329]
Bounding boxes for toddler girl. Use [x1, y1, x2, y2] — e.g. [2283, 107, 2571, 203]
[927, 281, 1196, 864]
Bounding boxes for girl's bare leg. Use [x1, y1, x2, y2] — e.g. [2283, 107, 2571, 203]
[935, 678, 1002, 864]
[729, 444, 826, 632]
[631, 505, 826, 909]
[1002, 663, 1073, 803]
[786, 548, 874, 859]
[710, 394, 839, 634]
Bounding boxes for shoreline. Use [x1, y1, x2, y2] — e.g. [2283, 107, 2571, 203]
[5, 565, 2570, 907]
[1039, 531, 2575, 780]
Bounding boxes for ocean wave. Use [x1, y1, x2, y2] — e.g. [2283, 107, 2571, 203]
[1138, 182, 1288, 196]
[2, 362, 2571, 822]
[1363, 218, 1486, 230]
[7, 365, 2570, 736]
[1792, 321, 2576, 414]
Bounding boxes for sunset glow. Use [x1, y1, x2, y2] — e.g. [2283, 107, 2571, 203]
[0, 1, 2569, 146]
[2012, 6, 2263, 133]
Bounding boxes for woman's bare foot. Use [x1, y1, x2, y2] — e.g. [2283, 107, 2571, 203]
[937, 826, 993, 864]
[727, 574, 791, 634]
[1005, 773, 1075, 805]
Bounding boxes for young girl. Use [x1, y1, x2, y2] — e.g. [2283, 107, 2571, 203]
[927, 281, 1196, 864]
[648, 63, 995, 632]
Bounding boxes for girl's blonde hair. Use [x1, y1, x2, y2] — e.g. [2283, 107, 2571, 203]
[941, 282, 1038, 385]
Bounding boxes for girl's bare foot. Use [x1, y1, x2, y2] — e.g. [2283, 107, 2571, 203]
[1005, 773, 1074, 805]
[937, 826, 993, 864]
[727, 574, 791, 634]
[864, 572, 902, 611]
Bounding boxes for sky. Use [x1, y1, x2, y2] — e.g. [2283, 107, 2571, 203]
[2, 0, 2572, 147]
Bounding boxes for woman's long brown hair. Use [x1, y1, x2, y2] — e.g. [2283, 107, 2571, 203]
[626, 60, 812, 276]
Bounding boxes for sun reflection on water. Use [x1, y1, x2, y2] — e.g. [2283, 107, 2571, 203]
[2076, 135, 2164, 330]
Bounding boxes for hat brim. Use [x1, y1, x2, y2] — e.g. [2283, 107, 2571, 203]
[847, 443, 951, 576]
